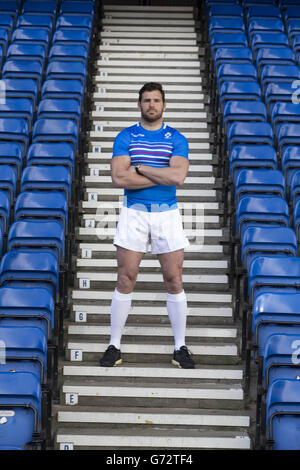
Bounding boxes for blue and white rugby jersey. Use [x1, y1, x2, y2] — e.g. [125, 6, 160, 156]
[112, 122, 189, 212]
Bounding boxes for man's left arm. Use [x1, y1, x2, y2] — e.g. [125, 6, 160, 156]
[135, 155, 189, 186]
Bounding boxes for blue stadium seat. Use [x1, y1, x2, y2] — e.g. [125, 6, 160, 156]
[52, 28, 91, 52]
[264, 82, 296, 117]
[12, 27, 50, 52]
[233, 195, 290, 239]
[0, 285, 55, 341]
[208, 17, 246, 38]
[228, 144, 278, 183]
[0, 142, 23, 179]
[217, 81, 262, 117]
[250, 32, 290, 59]
[2, 60, 44, 91]
[248, 18, 285, 40]
[210, 31, 248, 54]
[234, 225, 297, 321]
[0, 13, 14, 39]
[6, 43, 47, 68]
[0, 1, 20, 23]
[59, 1, 95, 21]
[234, 169, 286, 202]
[216, 63, 258, 93]
[255, 47, 295, 74]
[37, 98, 81, 130]
[207, 4, 244, 18]
[14, 190, 69, 235]
[0, 164, 17, 204]
[212, 47, 253, 75]
[21, 165, 72, 203]
[0, 371, 43, 449]
[0, 97, 34, 132]
[0, 190, 11, 235]
[32, 118, 79, 155]
[222, 100, 267, 135]
[0, 250, 59, 303]
[26, 142, 75, 177]
[281, 146, 300, 188]
[289, 169, 300, 206]
[287, 19, 300, 41]
[245, 5, 282, 25]
[7, 219, 66, 265]
[270, 101, 300, 136]
[21, 1, 57, 20]
[247, 255, 300, 310]
[0, 117, 29, 157]
[45, 60, 87, 87]
[48, 44, 89, 66]
[276, 123, 300, 159]
[250, 292, 300, 370]
[0, 324, 48, 384]
[265, 379, 300, 450]
[260, 64, 300, 95]
[1, 78, 39, 110]
[41, 78, 85, 109]
[240, 226, 297, 273]
[55, 14, 93, 34]
[16, 13, 54, 35]
[226, 121, 274, 152]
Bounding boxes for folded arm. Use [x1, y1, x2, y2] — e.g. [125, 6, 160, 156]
[138, 155, 189, 186]
[111, 155, 157, 189]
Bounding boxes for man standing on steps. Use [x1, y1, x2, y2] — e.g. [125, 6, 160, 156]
[99, 82, 195, 369]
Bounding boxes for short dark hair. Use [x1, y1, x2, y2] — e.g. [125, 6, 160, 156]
[138, 82, 165, 102]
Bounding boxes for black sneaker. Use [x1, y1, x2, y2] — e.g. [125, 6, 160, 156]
[100, 345, 122, 367]
[172, 346, 195, 369]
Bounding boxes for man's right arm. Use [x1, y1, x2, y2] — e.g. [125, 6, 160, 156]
[111, 155, 157, 189]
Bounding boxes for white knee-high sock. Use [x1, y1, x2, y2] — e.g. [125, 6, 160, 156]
[109, 288, 132, 349]
[166, 290, 187, 351]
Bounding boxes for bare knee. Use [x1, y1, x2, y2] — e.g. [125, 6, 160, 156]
[117, 270, 138, 294]
[164, 275, 183, 294]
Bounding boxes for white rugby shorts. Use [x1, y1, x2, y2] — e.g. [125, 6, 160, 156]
[113, 206, 190, 254]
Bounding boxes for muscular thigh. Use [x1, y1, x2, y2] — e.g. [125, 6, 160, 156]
[116, 245, 144, 280]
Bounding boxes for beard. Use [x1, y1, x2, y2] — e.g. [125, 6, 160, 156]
[141, 108, 164, 123]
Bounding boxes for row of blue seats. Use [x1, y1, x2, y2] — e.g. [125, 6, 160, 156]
[204, 1, 300, 451]
[0, 0, 98, 450]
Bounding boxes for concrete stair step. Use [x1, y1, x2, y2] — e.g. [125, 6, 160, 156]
[103, 5, 194, 11]
[71, 304, 234, 325]
[56, 405, 250, 429]
[76, 258, 227, 271]
[61, 362, 243, 382]
[61, 378, 245, 410]
[77, 242, 226, 259]
[75, 271, 229, 291]
[56, 427, 251, 450]
[66, 340, 238, 366]
[71, 289, 232, 305]
[67, 323, 237, 340]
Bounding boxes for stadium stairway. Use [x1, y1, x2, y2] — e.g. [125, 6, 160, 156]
[53, 2, 253, 450]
